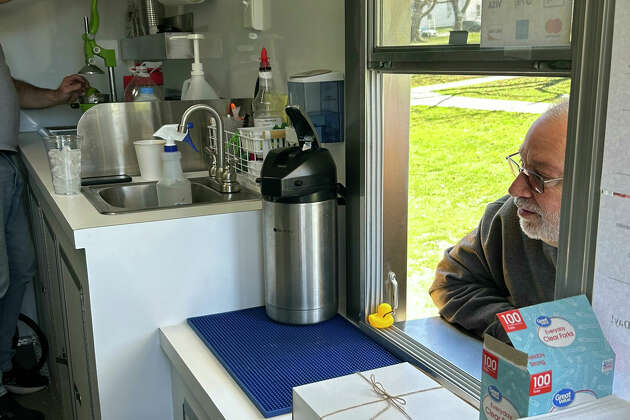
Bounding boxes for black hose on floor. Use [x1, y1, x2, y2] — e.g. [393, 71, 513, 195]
[11, 313, 49, 373]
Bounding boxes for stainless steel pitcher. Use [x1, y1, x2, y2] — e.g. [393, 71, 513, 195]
[263, 199, 338, 324]
[259, 106, 342, 324]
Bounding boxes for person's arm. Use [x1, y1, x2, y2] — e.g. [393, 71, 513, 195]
[13, 74, 87, 109]
[429, 199, 515, 343]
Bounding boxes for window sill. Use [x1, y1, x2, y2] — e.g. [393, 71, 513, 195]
[395, 316, 482, 381]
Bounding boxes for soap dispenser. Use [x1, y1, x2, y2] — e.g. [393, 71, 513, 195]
[172, 33, 219, 100]
[156, 123, 199, 206]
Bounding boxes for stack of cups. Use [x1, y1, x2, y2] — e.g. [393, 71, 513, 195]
[44, 135, 82, 195]
[134, 140, 165, 180]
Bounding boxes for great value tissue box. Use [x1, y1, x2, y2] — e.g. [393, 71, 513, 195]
[293, 362, 476, 419]
[480, 295, 615, 420]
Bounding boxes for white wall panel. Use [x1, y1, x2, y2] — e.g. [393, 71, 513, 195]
[0, 0, 128, 129]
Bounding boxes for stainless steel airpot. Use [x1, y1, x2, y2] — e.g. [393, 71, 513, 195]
[258, 105, 344, 324]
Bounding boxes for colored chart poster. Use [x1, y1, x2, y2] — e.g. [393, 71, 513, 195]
[600, 2, 630, 194]
[481, 0, 572, 48]
[593, 194, 630, 399]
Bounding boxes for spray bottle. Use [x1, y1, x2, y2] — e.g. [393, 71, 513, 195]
[154, 123, 199, 206]
[172, 34, 219, 100]
[253, 47, 283, 128]
[124, 61, 162, 102]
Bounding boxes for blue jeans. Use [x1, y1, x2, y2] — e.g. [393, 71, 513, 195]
[0, 152, 36, 397]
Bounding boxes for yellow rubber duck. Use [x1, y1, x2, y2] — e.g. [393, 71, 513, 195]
[368, 303, 394, 328]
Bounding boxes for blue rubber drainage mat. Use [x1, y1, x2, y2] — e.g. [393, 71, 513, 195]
[187, 307, 400, 418]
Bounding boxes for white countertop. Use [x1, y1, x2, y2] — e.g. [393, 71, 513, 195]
[160, 322, 479, 420]
[19, 132, 262, 245]
[160, 323, 291, 420]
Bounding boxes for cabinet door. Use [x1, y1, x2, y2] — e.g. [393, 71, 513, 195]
[183, 400, 202, 420]
[42, 214, 75, 420]
[59, 246, 95, 420]
[25, 188, 52, 343]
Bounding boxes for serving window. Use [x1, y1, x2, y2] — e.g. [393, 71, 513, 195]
[345, 0, 612, 405]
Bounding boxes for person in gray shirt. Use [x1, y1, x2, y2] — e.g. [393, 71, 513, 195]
[0, 43, 86, 420]
[430, 101, 568, 344]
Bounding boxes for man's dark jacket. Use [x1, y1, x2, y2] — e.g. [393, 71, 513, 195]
[429, 195, 557, 342]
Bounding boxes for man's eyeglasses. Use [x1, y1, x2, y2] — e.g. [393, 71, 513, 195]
[505, 152, 563, 194]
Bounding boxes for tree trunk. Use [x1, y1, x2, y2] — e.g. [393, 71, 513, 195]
[411, 11, 423, 42]
[410, 0, 437, 42]
[453, 6, 462, 30]
[449, 0, 472, 31]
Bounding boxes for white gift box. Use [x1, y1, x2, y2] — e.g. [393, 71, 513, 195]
[292, 362, 477, 419]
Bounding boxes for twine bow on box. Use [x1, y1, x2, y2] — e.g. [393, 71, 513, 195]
[321, 371, 442, 419]
[358, 372, 412, 419]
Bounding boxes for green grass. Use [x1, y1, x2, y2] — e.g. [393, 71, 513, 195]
[411, 75, 481, 88]
[407, 106, 540, 319]
[405, 75, 572, 319]
[436, 77, 571, 102]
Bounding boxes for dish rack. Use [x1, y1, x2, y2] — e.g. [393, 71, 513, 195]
[207, 125, 292, 188]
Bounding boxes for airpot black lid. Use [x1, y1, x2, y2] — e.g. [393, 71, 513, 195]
[259, 106, 338, 203]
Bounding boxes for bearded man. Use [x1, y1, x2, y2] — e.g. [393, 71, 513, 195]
[429, 101, 568, 344]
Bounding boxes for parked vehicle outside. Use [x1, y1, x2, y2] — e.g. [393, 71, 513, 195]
[420, 28, 438, 38]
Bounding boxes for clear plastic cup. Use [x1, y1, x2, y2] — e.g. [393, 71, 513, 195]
[134, 139, 165, 180]
[44, 135, 82, 195]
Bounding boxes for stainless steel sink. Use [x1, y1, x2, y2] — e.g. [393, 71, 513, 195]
[82, 177, 260, 214]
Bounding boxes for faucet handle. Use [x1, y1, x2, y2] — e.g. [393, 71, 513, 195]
[223, 158, 238, 183]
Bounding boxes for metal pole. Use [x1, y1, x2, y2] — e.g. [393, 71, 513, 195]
[107, 66, 118, 102]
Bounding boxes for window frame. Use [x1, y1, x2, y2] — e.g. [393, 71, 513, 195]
[344, 0, 616, 406]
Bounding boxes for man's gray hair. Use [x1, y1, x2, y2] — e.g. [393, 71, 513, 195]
[543, 97, 570, 123]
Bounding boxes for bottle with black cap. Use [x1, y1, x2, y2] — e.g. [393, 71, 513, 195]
[258, 105, 345, 325]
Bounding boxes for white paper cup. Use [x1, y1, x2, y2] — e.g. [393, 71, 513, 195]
[134, 140, 165, 180]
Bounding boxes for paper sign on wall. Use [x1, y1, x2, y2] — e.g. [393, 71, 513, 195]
[592, 0, 630, 400]
[481, 0, 573, 48]
[593, 194, 630, 400]
[600, 2, 630, 194]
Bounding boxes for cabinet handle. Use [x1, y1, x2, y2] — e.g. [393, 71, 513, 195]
[74, 383, 82, 405]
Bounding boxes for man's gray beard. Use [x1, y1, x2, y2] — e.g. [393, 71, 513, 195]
[514, 197, 560, 245]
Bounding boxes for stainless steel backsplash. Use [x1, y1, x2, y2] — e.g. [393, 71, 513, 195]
[76, 99, 250, 178]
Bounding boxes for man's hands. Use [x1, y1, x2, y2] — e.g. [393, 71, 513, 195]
[13, 74, 89, 109]
[53, 75, 89, 105]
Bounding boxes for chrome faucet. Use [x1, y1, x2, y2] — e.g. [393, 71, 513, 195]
[178, 104, 240, 193]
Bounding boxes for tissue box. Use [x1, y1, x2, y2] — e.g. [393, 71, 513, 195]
[480, 295, 615, 420]
[293, 362, 476, 419]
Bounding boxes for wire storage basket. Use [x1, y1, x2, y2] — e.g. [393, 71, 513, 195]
[208, 125, 292, 188]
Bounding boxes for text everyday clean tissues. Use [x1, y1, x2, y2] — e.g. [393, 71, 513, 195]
[479, 295, 615, 420]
